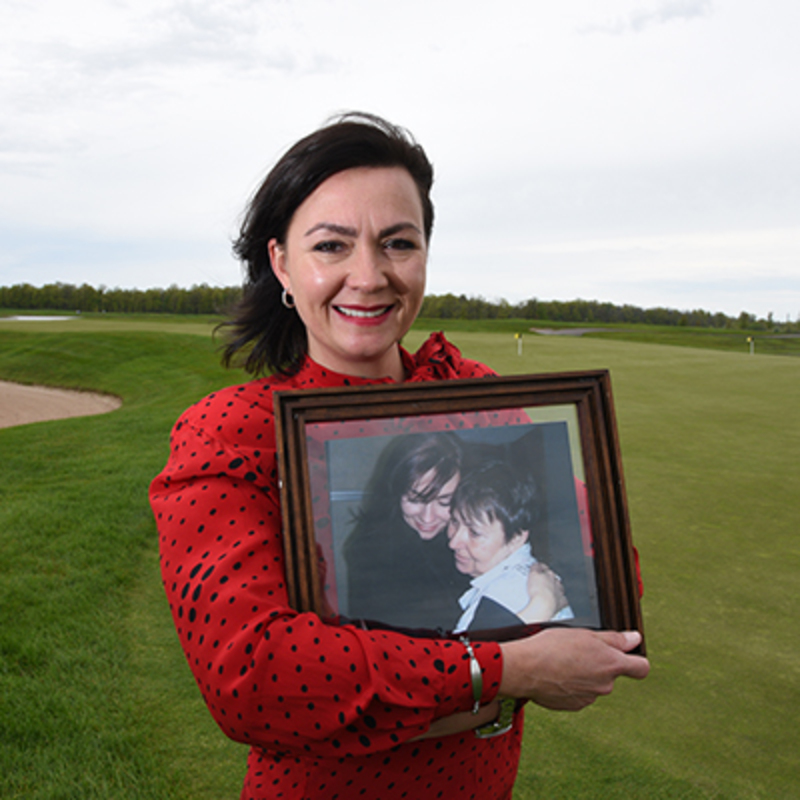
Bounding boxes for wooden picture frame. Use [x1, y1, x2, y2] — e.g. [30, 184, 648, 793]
[274, 370, 644, 651]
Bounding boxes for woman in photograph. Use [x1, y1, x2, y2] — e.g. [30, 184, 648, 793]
[150, 112, 649, 800]
[344, 432, 469, 631]
[344, 432, 570, 634]
[448, 458, 574, 633]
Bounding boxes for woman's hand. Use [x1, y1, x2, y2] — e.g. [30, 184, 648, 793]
[499, 628, 649, 711]
[414, 628, 649, 739]
[518, 562, 568, 623]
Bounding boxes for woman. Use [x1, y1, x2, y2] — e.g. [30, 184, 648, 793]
[448, 458, 574, 634]
[343, 432, 569, 635]
[150, 112, 649, 800]
[344, 432, 469, 632]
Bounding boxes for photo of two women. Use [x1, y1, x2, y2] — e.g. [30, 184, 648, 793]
[325, 422, 602, 638]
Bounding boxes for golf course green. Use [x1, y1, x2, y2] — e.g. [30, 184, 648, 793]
[1, 314, 797, 798]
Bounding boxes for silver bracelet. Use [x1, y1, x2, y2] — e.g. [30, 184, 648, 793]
[460, 635, 483, 714]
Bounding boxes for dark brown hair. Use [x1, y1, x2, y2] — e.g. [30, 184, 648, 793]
[451, 459, 540, 543]
[346, 432, 462, 551]
[219, 112, 434, 376]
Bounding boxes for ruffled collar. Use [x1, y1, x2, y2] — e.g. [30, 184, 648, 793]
[403, 331, 467, 382]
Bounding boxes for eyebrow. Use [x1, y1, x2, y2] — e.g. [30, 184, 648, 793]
[303, 221, 422, 238]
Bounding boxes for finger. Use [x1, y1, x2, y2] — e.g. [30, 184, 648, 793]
[595, 629, 642, 652]
[622, 654, 651, 680]
[593, 631, 651, 679]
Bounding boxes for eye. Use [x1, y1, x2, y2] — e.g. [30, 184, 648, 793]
[312, 240, 345, 254]
[383, 237, 418, 251]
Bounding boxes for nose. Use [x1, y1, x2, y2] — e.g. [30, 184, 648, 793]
[346, 245, 389, 292]
[420, 503, 436, 522]
[448, 524, 464, 551]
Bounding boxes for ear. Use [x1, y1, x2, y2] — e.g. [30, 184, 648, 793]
[268, 238, 291, 291]
[509, 529, 530, 550]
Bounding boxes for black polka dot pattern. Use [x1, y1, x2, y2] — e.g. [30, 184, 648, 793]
[150, 334, 525, 799]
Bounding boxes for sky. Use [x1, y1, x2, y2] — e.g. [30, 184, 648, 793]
[1, 0, 799, 320]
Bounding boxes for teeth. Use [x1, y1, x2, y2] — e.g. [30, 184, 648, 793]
[336, 306, 389, 318]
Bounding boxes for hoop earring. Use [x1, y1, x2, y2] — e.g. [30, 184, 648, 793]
[281, 288, 295, 310]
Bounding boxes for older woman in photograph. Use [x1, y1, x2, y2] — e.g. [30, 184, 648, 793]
[448, 458, 574, 634]
[150, 112, 649, 800]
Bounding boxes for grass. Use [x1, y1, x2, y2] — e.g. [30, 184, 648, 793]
[5, 311, 799, 358]
[413, 329, 799, 798]
[0, 311, 222, 338]
[0, 330, 245, 799]
[1, 318, 798, 798]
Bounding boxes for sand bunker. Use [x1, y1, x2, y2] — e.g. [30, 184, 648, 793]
[0, 381, 121, 429]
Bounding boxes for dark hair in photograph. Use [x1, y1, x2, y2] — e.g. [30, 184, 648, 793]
[451, 459, 540, 542]
[353, 432, 461, 534]
[219, 112, 435, 376]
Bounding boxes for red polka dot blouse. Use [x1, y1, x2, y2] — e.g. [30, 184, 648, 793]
[150, 333, 525, 799]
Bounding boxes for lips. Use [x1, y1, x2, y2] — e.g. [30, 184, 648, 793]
[414, 521, 443, 537]
[416, 523, 440, 533]
[334, 304, 394, 319]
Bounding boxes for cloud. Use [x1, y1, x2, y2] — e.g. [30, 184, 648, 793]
[425, 229, 800, 318]
[581, 0, 713, 35]
[0, 224, 239, 291]
[0, 0, 342, 176]
[1, 0, 798, 321]
[66, 1, 317, 75]
[0, 0, 339, 114]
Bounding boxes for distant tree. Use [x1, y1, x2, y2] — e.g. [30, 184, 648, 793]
[2, 283, 787, 331]
[0, 282, 242, 314]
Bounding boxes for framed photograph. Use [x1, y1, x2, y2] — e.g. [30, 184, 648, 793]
[274, 370, 644, 651]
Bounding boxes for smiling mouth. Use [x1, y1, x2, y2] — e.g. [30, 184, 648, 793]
[334, 305, 394, 319]
[415, 522, 442, 535]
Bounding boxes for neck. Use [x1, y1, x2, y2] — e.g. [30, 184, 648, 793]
[308, 344, 406, 382]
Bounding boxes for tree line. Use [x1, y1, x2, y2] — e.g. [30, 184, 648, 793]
[0, 282, 242, 315]
[1, 282, 795, 332]
[419, 294, 796, 332]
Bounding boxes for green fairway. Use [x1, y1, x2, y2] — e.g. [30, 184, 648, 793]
[1, 319, 798, 798]
[0, 311, 220, 337]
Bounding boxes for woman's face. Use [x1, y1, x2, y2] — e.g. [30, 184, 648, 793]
[269, 167, 427, 381]
[400, 468, 460, 540]
[447, 511, 528, 578]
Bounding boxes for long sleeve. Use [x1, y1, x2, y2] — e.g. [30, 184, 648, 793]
[150, 381, 503, 760]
